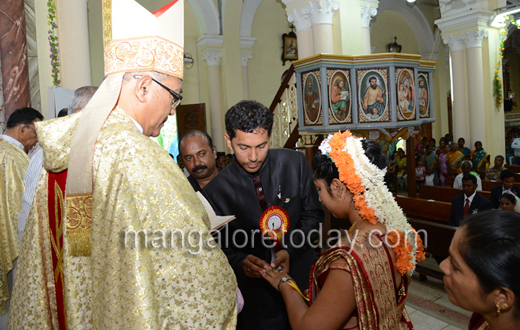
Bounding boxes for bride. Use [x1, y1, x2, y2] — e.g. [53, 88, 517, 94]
[260, 131, 424, 329]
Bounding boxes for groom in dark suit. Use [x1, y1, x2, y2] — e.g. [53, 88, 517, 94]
[490, 169, 520, 209]
[203, 100, 323, 330]
[449, 174, 492, 226]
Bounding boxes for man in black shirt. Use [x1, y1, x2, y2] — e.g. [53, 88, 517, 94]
[203, 100, 323, 330]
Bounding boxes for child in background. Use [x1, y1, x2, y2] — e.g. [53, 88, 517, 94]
[416, 156, 426, 194]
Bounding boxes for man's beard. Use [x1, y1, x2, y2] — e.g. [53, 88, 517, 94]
[370, 84, 377, 90]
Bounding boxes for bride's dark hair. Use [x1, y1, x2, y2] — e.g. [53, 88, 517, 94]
[312, 138, 388, 192]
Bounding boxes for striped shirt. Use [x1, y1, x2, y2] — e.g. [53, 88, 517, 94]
[17, 148, 43, 241]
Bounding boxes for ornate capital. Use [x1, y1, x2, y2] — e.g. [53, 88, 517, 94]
[288, 6, 312, 32]
[202, 52, 223, 67]
[360, 5, 377, 28]
[443, 34, 465, 53]
[241, 53, 252, 67]
[307, 0, 339, 26]
[464, 30, 488, 49]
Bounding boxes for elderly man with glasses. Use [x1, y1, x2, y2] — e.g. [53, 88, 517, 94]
[0, 107, 43, 325]
[8, 1, 238, 329]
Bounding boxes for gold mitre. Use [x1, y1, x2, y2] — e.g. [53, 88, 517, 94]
[103, 0, 184, 79]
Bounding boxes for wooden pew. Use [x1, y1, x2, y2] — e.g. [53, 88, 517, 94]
[505, 164, 520, 172]
[481, 180, 502, 192]
[408, 218, 456, 280]
[394, 195, 451, 224]
[395, 196, 456, 279]
[418, 185, 491, 204]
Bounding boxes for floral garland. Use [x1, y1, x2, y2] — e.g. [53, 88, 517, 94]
[319, 131, 425, 275]
[494, 15, 519, 109]
[47, 1, 61, 86]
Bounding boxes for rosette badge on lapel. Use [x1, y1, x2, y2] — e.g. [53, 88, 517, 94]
[259, 206, 290, 251]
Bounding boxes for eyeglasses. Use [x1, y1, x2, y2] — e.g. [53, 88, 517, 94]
[133, 75, 182, 108]
[22, 125, 37, 134]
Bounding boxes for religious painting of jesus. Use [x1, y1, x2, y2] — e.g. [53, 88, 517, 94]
[396, 68, 416, 121]
[357, 69, 389, 123]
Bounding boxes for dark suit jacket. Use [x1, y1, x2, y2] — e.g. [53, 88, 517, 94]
[490, 185, 520, 209]
[187, 175, 201, 192]
[203, 148, 324, 330]
[449, 193, 492, 226]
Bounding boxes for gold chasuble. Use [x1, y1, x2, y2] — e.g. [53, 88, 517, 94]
[9, 1, 237, 328]
[9, 108, 238, 329]
[0, 139, 29, 314]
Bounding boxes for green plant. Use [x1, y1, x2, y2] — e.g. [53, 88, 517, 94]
[495, 15, 519, 109]
[47, 1, 60, 86]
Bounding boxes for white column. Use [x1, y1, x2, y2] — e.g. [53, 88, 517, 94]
[241, 53, 252, 100]
[464, 30, 488, 149]
[202, 52, 225, 151]
[444, 35, 468, 142]
[57, 0, 91, 89]
[287, 7, 314, 59]
[307, 0, 339, 54]
[360, 5, 377, 55]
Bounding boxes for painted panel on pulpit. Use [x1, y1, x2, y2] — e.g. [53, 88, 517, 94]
[357, 68, 389, 123]
[328, 69, 352, 124]
[418, 73, 430, 118]
[302, 71, 322, 125]
[396, 68, 416, 121]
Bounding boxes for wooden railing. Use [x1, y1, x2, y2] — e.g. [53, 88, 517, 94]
[269, 65, 301, 149]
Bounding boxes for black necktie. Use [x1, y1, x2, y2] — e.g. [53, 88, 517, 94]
[253, 173, 268, 211]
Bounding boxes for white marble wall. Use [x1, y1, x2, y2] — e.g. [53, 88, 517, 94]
[24, 0, 41, 113]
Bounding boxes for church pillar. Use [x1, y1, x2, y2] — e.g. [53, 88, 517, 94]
[57, 0, 92, 89]
[202, 51, 225, 151]
[308, 0, 339, 54]
[241, 53, 252, 100]
[0, 0, 31, 119]
[360, 5, 377, 54]
[287, 6, 313, 59]
[240, 37, 256, 100]
[464, 30, 488, 149]
[443, 35, 468, 143]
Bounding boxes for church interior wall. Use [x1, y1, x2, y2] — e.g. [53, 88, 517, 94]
[221, 0, 244, 113]
[432, 41, 449, 140]
[335, 0, 363, 55]
[331, 7, 343, 55]
[370, 10, 420, 54]
[87, 0, 104, 86]
[248, 0, 291, 108]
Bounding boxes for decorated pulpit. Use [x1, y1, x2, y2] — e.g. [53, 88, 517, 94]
[293, 53, 436, 197]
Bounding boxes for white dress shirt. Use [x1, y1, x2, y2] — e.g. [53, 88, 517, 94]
[128, 115, 144, 134]
[0, 134, 24, 151]
[18, 149, 43, 241]
[464, 190, 477, 206]
[453, 173, 482, 191]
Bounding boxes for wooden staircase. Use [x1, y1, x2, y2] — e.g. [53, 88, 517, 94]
[268, 65, 322, 163]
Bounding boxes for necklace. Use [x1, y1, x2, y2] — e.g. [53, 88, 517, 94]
[348, 219, 362, 234]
